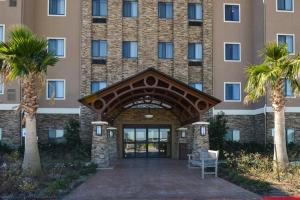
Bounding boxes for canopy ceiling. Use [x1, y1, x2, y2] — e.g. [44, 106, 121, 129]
[79, 68, 221, 125]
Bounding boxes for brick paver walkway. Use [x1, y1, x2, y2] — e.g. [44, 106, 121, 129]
[64, 159, 261, 200]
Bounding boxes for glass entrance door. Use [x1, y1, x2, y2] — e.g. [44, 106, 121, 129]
[123, 126, 171, 158]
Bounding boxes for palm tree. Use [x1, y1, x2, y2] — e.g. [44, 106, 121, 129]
[244, 42, 300, 169]
[0, 26, 58, 175]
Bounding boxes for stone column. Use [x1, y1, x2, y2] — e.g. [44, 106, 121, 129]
[192, 122, 210, 153]
[91, 121, 110, 168]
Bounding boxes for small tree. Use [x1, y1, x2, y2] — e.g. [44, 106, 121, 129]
[208, 112, 228, 155]
[244, 42, 300, 169]
[0, 26, 58, 175]
[64, 119, 81, 148]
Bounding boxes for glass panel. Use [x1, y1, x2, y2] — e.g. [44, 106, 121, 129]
[124, 128, 135, 142]
[124, 143, 135, 158]
[92, 41, 100, 57]
[195, 43, 202, 60]
[166, 3, 173, 18]
[159, 142, 171, 157]
[148, 143, 159, 157]
[123, 42, 130, 58]
[166, 43, 173, 59]
[232, 130, 240, 142]
[158, 3, 166, 18]
[224, 130, 233, 141]
[56, 130, 64, 138]
[131, 1, 138, 17]
[130, 42, 138, 58]
[286, 35, 294, 53]
[285, 0, 293, 10]
[0, 26, 3, 42]
[232, 44, 240, 60]
[136, 128, 146, 142]
[285, 79, 293, 97]
[55, 81, 65, 99]
[136, 143, 147, 158]
[158, 43, 165, 58]
[160, 128, 170, 142]
[188, 4, 195, 19]
[0, 128, 2, 141]
[47, 81, 56, 98]
[48, 129, 56, 138]
[287, 129, 295, 144]
[278, 0, 285, 10]
[148, 128, 159, 142]
[56, 39, 64, 57]
[195, 4, 202, 20]
[100, 40, 107, 57]
[232, 84, 240, 100]
[188, 43, 195, 59]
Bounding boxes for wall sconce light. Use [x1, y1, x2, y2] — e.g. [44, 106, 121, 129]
[200, 126, 206, 136]
[96, 125, 102, 136]
[177, 127, 188, 138]
[107, 127, 117, 138]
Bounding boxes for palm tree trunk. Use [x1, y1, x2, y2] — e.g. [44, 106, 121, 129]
[273, 108, 289, 169]
[22, 114, 42, 175]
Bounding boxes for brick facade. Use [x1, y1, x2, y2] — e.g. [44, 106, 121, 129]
[79, 0, 214, 149]
[225, 113, 300, 145]
[0, 111, 21, 147]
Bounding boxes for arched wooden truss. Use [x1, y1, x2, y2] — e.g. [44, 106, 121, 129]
[79, 68, 221, 126]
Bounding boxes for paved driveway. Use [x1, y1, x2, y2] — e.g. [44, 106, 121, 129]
[64, 159, 261, 200]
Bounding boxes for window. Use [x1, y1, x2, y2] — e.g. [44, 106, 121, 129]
[277, 0, 294, 11]
[91, 81, 107, 93]
[272, 128, 295, 144]
[189, 83, 203, 91]
[224, 4, 240, 22]
[188, 43, 203, 60]
[49, 129, 64, 138]
[277, 34, 295, 54]
[123, 1, 138, 17]
[225, 129, 240, 142]
[284, 79, 294, 97]
[225, 83, 241, 102]
[188, 3, 202, 20]
[48, 0, 66, 16]
[158, 2, 173, 19]
[123, 41, 138, 58]
[48, 38, 65, 58]
[158, 42, 173, 59]
[0, 76, 3, 94]
[47, 80, 65, 100]
[0, 25, 4, 42]
[0, 128, 2, 141]
[92, 0, 107, 16]
[224, 43, 241, 61]
[9, 0, 17, 7]
[287, 129, 295, 144]
[92, 40, 107, 58]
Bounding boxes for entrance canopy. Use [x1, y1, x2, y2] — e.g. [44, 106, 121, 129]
[79, 68, 221, 125]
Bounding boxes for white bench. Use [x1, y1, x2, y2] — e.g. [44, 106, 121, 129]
[188, 149, 219, 179]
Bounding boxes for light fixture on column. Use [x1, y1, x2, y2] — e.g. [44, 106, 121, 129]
[177, 127, 188, 138]
[107, 127, 117, 138]
[96, 125, 102, 136]
[200, 126, 206, 136]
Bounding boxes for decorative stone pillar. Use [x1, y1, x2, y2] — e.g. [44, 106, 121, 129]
[91, 121, 110, 168]
[192, 122, 210, 153]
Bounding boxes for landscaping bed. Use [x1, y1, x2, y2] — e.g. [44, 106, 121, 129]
[0, 143, 97, 199]
[219, 147, 300, 196]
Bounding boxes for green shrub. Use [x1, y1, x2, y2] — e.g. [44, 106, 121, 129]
[64, 119, 81, 148]
[79, 163, 97, 175]
[208, 112, 228, 157]
[0, 143, 14, 154]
